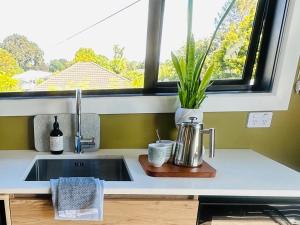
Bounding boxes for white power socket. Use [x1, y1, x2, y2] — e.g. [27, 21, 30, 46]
[295, 80, 300, 94]
[247, 112, 273, 128]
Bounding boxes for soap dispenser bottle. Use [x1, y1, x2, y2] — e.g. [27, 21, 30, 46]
[50, 115, 64, 154]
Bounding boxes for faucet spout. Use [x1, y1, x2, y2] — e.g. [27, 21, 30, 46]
[74, 89, 95, 154]
[76, 88, 81, 137]
[75, 89, 82, 153]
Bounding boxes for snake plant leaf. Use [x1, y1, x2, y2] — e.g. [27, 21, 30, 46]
[194, 65, 214, 108]
[193, 51, 204, 83]
[180, 88, 188, 107]
[186, 35, 195, 83]
[177, 83, 183, 104]
[179, 57, 187, 85]
[171, 0, 235, 109]
[171, 52, 183, 83]
[186, 0, 193, 63]
[199, 64, 214, 92]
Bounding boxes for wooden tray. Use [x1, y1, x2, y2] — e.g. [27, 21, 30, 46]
[138, 154, 216, 178]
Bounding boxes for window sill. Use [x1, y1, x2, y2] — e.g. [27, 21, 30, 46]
[0, 89, 295, 116]
[0, 0, 298, 116]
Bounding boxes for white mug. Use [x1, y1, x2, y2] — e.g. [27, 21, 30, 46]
[148, 143, 169, 167]
[156, 140, 175, 162]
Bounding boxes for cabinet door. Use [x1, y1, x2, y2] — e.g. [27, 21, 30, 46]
[0, 195, 11, 225]
[10, 197, 198, 225]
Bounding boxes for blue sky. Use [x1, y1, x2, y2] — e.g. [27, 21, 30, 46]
[0, 0, 227, 63]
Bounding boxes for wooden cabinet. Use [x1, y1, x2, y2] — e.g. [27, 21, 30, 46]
[10, 196, 198, 225]
[0, 195, 11, 225]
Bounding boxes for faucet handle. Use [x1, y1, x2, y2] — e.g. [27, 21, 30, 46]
[81, 137, 96, 146]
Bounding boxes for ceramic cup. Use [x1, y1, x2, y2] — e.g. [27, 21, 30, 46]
[148, 143, 169, 167]
[156, 140, 175, 162]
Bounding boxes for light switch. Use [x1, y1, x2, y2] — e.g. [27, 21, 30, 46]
[247, 112, 273, 128]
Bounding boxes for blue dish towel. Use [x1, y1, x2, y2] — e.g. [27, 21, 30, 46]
[50, 177, 104, 221]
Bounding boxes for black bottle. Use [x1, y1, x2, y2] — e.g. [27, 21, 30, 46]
[50, 116, 64, 154]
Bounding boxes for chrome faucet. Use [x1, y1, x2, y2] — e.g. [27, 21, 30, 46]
[75, 89, 95, 153]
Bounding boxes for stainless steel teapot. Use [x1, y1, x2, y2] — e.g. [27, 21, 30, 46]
[173, 117, 215, 167]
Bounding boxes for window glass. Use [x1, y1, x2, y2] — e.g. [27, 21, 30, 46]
[158, 0, 259, 82]
[0, 0, 148, 92]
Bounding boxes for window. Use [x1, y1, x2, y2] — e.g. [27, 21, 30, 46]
[144, 0, 289, 93]
[0, 0, 289, 97]
[159, 0, 259, 81]
[0, 0, 148, 96]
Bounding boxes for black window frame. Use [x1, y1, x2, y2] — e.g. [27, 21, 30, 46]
[144, 0, 290, 93]
[0, 0, 290, 99]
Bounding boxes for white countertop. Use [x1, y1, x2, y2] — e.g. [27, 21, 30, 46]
[0, 149, 300, 197]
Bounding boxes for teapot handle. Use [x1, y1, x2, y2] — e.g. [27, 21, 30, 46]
[203, 128, 215, 158]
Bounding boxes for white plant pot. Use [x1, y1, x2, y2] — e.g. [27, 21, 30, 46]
[175, 107, 203, 125]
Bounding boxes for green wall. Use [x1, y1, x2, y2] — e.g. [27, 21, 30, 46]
[0, 93, 300, 171]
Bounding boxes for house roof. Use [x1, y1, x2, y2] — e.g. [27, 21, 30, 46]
[33, 62, 131, 91]
[14, 70, 52, 82]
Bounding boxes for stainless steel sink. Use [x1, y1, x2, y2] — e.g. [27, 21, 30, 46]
[25, 158, 132, 181]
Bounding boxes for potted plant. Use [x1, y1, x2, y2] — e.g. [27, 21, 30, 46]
[173, 0, 236, 124]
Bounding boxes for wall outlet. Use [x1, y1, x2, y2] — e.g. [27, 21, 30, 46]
[247, 112, 273, 128]
[295, 80, 300, 94]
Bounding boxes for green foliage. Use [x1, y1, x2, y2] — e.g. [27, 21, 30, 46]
[209, 0, 257, 79]
[127, 61, 144, 71]
[96, 55, 111, 71]
[171, 0, 236, 109]
[0, 74, 19, 92]
[110, 45, 127, 74]
[1, 34, 45, 71]
[122, 70, 144, 88]
[73, 46, 144, 88]
[35, 78, 45, 85]
[74, 48, 98, 62]
[72, 46, 144, 88]
[113, 45, 125, 58]
[159, 60, 177, 81]
[110, 58, 127, 74]
[0, 48, 23, 77]
[74, 48, 112, 71]
[161, 0, 256, 83]
[131, 76, 144, 88]
[49, 59, 69, 72]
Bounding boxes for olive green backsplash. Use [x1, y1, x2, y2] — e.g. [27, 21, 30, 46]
[0, 93, 299, 171]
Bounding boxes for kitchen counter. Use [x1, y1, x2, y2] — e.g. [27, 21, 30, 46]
[0, 149, 300, 197]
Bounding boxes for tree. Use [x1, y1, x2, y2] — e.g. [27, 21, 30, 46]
[122, 70, 144, 88]
[0, 75, 19, 92]
[159, 60, 177, 81]
[0, 48, 23, 77]
[49, 59, 69, 72]
[74, 48, 98, 62]
[95, 55, 112, 71]
[74, 48, 112, 71]
[1, 34, 45, 71]
[110, 58, 127, 74]
[158, 0, 257, 81]
[0, 48, 22, 92]
[113, 45, 125, 58]
[110, 45, 127, 74]
[209, 0, 257, 79]
[72, 46, 144, 88]
[127, 61, 144, 71]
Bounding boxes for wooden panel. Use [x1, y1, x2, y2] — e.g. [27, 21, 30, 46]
[0, 195, 11, 225]
[10, 197, 198, 225]
[139, 154, 216, 177]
